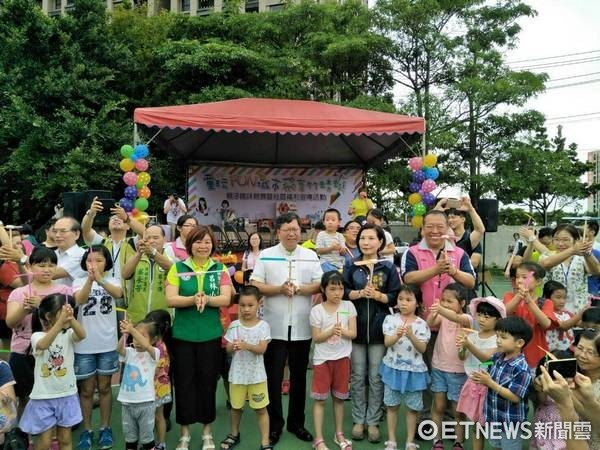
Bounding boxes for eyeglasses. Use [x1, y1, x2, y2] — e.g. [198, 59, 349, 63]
[53, 229, 74, 234]
[553, 238, 573, 243]
[575, 346, 600, 357]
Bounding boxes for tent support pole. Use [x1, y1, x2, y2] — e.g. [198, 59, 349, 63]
[133, 124, 139, 145]
[339, 135, 366, 167]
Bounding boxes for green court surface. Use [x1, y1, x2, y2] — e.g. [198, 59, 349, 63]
[77, 277, 526, 450]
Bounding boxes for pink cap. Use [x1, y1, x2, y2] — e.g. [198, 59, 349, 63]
[469, 296, 506, 319]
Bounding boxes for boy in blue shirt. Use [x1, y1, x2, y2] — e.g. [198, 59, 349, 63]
[471, 316, 533, 450]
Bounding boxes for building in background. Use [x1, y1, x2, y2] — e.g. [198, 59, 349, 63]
[35, 0, 365, 16]
[588, 150, 600, 214]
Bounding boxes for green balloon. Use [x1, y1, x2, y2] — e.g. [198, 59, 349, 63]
[135, 180, 145, 189]
[413, 203, 426, 216]
[134, 198, 149, 212]
[120, 144, 134, 158]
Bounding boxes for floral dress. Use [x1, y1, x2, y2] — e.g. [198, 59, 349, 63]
[542, 255, 588, 314]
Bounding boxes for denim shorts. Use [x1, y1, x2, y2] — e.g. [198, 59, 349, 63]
[74, 351, 119, 380]
[430, 368, 467, 402]
[488, 429, 524, 450]
[383, 385, 423, 411]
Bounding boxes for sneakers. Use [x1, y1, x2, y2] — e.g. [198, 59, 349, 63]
[77, 430, 93, 450]
[432, 440, 444, 450]
[98, 427, 113, 450]
[155, 443, 166, 450]
[452, 442, 464, 450]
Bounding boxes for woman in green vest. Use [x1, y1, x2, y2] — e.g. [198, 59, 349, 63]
[165, 226, 233, 450]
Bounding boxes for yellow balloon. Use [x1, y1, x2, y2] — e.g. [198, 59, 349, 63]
[135, 212, 150, 224]
[423, 153, 437, 168]
[119, 158, 135, 172]
[411, 215, 424, 229]
[408, 193, 422, 206]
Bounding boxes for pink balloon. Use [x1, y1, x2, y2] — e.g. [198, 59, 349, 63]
[408, 157, 423, 171]
[123, 171, 138, 186]
[135, 158, 149, 171]
[421, 179, 437, 193]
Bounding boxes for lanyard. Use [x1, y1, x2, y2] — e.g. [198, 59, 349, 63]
[560, 259, 572, 282]
[111, 241, 122, 278]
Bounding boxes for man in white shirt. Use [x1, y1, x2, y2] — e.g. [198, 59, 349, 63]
[251, 213, 322, 445]
[53, 217, 86, 286]
[163, 193, 187, 240]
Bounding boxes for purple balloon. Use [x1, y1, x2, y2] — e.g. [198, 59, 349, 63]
[409, 182, 421, 193]
[422, 192, 436, 206]
[119, 198, 133, 212]
[124, 186, 137, 200]
[412, 170, 426, 183]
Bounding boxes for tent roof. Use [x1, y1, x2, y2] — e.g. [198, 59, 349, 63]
[134, 98, 425, 168]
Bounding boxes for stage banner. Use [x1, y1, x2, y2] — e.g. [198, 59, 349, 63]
[187, 165, 364, 227]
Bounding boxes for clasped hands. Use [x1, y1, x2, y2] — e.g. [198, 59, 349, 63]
[435, 257, 457, 276]
[194, 292, 211, 312]
[280, 280, 299, 297]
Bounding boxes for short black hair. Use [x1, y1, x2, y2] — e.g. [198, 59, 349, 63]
[320, 270, 344, 301]
[356, 223, 386, 254]
[275, 212, 300, 230]
[542, 280, 566, 300]
[495, 316, 533, 346]
[516, 261, 546, 280]
[423, 209, 448, 225]
[446, 208, 467, 218]
[587, 221, 599, 236]
[322, 208, 341, 221]
[314, 220, 325, 231]
[582, 307, 600, 325]
[366, 208, 385, 221]
[29, 246, 57, 265]
[443, 282, 468, 304]
[397, 284, 423, 314]
[538, 227, 554, 239]
[476, 301, 502, 319]
[238, 285, 261, 302]
[80, 245, 114, 273]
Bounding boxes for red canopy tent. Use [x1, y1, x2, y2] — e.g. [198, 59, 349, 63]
[133, 98, 425, 168]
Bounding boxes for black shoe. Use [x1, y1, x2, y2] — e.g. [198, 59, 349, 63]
[269, 431, 281, 445]
[287, 426, 313, 442]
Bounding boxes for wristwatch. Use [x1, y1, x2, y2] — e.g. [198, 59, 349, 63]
[18, 255, 27, 266]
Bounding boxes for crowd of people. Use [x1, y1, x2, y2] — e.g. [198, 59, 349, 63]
[0, 195, 599, 450]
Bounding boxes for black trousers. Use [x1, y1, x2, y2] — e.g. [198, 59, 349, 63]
[264, 335, 312, 434]
[172, 337, 222, 425]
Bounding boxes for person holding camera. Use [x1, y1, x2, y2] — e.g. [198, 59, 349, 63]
[164, 193, 187, 241]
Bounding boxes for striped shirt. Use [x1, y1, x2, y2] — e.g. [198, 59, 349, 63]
[484, 352, 532, 424]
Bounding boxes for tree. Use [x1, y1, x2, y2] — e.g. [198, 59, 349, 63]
[494, 126, 596, 225]
[374, 0, 547, 205]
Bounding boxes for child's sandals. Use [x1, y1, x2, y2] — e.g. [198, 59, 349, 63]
[176, 435, 191, 450]
[202, 434, 216, 450]
[312, 439, 330, 450]
[334, 432, 352, 449]
[220, 433, 240, 450]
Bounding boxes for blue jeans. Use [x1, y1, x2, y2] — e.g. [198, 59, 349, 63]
[350, 343, 385, 426]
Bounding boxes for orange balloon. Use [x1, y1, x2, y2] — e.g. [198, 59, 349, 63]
[139, 186, 151, 199]
[233, 270, 245, 285]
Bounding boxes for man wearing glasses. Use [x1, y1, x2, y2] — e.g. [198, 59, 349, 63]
[52, 217, 87, 286]
[251, 212, 323, 445]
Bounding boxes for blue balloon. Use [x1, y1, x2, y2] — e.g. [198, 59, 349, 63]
[119, 197, 133, 212]
[409, 182, 421, 193]
[130, 153, 139, 162]
[124, 186, 137, 200]
[424, 167, 439, 181]
[422, 192, 436, 206]
[412, 170, 426, 183]
[134, 144, 149, 158]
